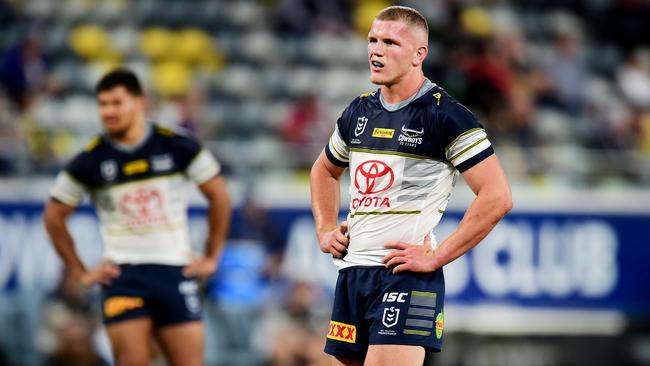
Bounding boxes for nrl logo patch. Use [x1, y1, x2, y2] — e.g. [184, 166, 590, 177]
[100, 160, 117, 181]
[382, 306, 400, 328]
[355, 116, 368, 137]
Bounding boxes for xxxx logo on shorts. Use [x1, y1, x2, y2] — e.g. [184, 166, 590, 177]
[327, 320, 356, 343]
[104, 296, 144, 318]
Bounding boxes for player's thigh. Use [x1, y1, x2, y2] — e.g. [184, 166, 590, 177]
[106, 317, 154, 366]
[364, 344, 425, 366]
[154, 320, 204, 366]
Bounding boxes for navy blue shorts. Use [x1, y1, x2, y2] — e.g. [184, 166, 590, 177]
[101, 264, 202, 326]
[324, 266, 445, 360]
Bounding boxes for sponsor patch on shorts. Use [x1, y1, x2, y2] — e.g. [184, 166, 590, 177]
[104, 296, 144, 318]
[327, 320, 357, 343]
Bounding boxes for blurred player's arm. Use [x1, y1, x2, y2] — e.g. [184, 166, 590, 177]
[310, 151, 349, 258]
[384, 155, 512, 273]
[43, 199, 120, 286]
[183, 175, 231, 278]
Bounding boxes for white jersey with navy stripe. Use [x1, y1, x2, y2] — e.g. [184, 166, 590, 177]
[325, 80, 494, 268]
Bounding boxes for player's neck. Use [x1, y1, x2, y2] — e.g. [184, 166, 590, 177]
[111, 116, 147, 145]
[380, 72, 426, 105]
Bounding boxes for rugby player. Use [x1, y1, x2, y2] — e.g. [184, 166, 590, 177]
[310, 6, 512, 365]
[43, 68, 231, 366]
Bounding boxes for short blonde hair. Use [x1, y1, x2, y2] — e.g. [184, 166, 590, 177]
[375, 6, 428, 35]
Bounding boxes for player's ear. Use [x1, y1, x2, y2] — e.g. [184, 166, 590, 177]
[413, 46, 427, 66]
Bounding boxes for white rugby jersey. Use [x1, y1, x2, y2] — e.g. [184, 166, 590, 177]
[325, 80, 494, 267]
[50, 124, 220, 265]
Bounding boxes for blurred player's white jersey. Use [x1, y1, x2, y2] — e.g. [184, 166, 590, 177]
[325, 80, 493, 267]
[51, 125, 220, 265]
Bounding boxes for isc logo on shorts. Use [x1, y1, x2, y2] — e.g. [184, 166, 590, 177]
[327, 320, 356, 343]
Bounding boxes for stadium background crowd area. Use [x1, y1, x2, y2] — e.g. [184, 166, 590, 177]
[0, 0, 650, 365]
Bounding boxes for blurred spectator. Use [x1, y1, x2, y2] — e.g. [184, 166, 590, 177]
[43, 309, 109, 366]
[274, 0, 352, 36]
[280, 94, 331, 169]
[617, 48, 650, 109]
[39, 271, 110, 366]
[538, 12, 587, 116]
[253, 281, 331, 366]
[462, 38, 514, 122]
[0, 34, 48, 111]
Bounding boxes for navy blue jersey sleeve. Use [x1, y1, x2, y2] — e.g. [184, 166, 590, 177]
[324, 97, 361, 167]
[435, 100, 494, 172]
[64, 151, 96, 187]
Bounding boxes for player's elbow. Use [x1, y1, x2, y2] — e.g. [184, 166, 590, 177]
[493, 188, 513, 219]
[310, 158, 326, 182]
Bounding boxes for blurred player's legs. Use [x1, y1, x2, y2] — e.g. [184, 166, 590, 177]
[106, 318, 153, 366]
[155, 321, 204, 366]
[364, 345, 425, 366]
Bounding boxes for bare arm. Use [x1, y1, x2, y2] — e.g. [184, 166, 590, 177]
[384, 154, 512, 273]
[43, 199, 119, 285]
[310, 151, 349, 257]
[183, 175, 231, 278]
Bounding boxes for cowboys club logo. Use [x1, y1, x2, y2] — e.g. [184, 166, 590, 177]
[382, 306, 400, 328]
[355, 116, 368, 137]
[399, 124, 424, 147]
[400, 125, 424, 138]
[354, 160, 394, 195]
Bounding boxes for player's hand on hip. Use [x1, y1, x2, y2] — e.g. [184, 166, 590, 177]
[383, 235, 437, 274]
[183, 256, 218, 279]
[317, 221, 349, 258]
[80, 260, 121, 287]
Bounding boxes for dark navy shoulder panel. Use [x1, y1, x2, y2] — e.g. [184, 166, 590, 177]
[336, 93, 374, 145]
[64, 137, 104, 187]
[61, 125, 206, 189]
[431, 91, 485, 152]
[152, 125, 202, 171]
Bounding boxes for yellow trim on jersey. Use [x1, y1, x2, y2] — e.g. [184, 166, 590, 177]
[329, 136, 348, 161]
[444, 127, 483, 153]
[359, 90, 376, 98]
[155, 126, 176, 136]
[85, 137, 101, 151]
[350, 147, 441, 161]
[349, 210, 421, 218]
[432, 92, 442, 106]
[448, 137, 487, 163]
[404, 329, 431, 336]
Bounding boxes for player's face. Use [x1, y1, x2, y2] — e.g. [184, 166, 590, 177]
[97, 86, 143, 137]
[367, 19, 420, 86]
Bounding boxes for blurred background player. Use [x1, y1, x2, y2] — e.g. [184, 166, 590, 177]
[42, 68, 231, 366]
[310, 6, 511, 365]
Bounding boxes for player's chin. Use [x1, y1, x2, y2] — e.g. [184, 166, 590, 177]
[104, 125, 128, 137]
[369, 74, 390, 85]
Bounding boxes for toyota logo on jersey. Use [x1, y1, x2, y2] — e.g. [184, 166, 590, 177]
[354, 160, 394, 195]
